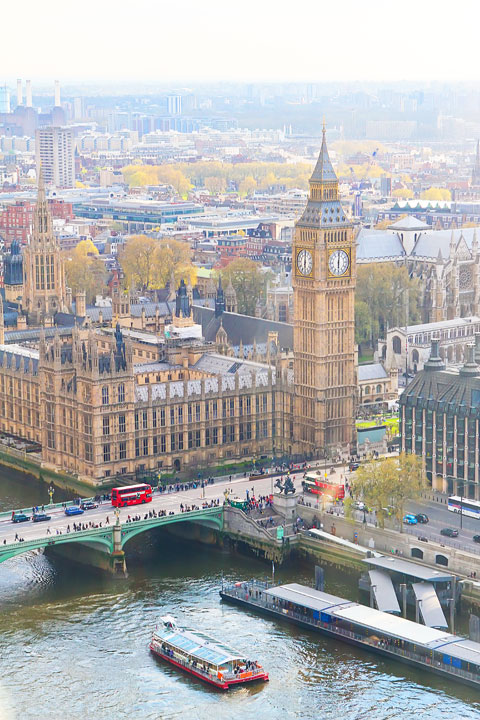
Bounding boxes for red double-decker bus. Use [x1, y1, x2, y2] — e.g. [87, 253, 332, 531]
[111, 484, 153, 508]
[302, 472, 345, 500]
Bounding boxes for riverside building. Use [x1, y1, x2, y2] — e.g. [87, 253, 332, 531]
[400, 336, 480, 496]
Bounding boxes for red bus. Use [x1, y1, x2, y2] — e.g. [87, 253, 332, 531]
[302, 472, 345, 500]
[111, 484, 153, 508]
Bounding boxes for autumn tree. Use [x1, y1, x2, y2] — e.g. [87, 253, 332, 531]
[155, 238, 197, 288]
[420, 187, 451, 201]
[356, 264, 421, 348]
[65, 239, 107, 304]
[204, 176, 226, 194]
[238, 176, 257, 197]
[349, 454, 424, 530]
[120, 235, 158, 291]
[219, 258, 267, 316]
[392, 188, 414, 199]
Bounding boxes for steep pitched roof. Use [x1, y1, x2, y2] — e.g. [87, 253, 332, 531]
[310, 127, 337, 183]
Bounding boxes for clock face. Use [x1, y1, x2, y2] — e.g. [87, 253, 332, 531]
[297, 248, 313, 276]
[329, 249, 350, 276]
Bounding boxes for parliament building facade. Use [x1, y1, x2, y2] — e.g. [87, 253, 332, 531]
[0, 133, 356, 486]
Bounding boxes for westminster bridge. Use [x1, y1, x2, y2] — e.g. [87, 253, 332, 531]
[0, 470, 307, 574]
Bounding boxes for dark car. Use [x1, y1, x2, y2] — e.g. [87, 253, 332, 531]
[32, 513, 52, 523]
[65, 506, 84, 516]
[12, 513, 30, 523]
[415, 514, 429, 524]
[440, 528, 459, 538]
[473, 535, 480, 544]
[418, 536, 429, 543]
[80, 501, 98, 511]
[349, 462, 360, 472]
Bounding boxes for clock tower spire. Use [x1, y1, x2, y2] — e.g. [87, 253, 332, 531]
[292, 125, 356, 457]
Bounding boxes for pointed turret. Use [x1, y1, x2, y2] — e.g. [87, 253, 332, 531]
[214, 276, 225, 318]
[310, 124, 337, 184]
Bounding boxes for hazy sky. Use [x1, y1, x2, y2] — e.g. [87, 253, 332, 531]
[4, 0, 480, 84]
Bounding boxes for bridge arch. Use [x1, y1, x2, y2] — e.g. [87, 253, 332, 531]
[120, 510, 224, 551]
[435, 554, 449, 566]
[411, 547, 424, 559]
[0, 531, 114, 565]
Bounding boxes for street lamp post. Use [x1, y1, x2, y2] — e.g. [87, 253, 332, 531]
[48, 485, 55, 505]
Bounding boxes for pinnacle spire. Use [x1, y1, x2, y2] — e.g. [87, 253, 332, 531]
[310, 121, 337, 183]
[37, 165, 45, 201]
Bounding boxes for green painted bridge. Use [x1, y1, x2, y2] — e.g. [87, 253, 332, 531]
[0, 507, 224, 574]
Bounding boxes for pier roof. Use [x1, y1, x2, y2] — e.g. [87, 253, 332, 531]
[265, 583, 354, 614]
[333, 604, 452, 647]
[362, 556, 452, 582]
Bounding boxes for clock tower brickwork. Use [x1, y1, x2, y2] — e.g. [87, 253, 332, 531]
[292, 127, 356, 456]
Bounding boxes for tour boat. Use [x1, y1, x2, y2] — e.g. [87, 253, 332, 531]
[149, 615, 269, 690]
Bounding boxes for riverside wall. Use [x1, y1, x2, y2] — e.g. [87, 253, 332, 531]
[296, 505, 480, 579]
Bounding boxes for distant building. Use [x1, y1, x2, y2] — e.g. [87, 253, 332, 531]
[167, 95, 182, 116]
[0, 87, 10, 114]
[380, 176, 392, 197]
[357, 363, 398, 408]
[35, 126, 75, 188]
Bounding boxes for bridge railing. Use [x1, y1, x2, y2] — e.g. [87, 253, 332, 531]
[0, 495, 104, 521]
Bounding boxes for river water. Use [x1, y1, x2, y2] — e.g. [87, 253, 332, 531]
[0, 468, 479, 720]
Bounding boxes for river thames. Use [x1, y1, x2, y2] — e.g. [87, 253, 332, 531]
[0, 468, 479, 720]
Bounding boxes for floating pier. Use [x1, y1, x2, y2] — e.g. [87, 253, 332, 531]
[221, 580, 480, 689]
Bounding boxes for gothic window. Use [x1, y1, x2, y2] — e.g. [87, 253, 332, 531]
[143, 437, 149, 456]
[117, 383, 125, 403]
[195, 404, 201, 422]
[119, 441, 126, 460]
[135, 411, 139, 431]
[392, 336, 402, 354]
[85, 442, 93, 462]
[412, 349, 419, 363]
[103, 444, 111, 462]
[143, 410, 148, 429]
[119, 414, 126, 434]
[102, 386, 109, 405]
[103, 416, 110, 436]
[376, 384, 382, 394]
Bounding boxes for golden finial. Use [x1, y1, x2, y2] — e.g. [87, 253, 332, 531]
[322, 117, 326, 137]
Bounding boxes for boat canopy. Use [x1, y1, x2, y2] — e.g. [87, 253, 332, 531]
[153, 626, 243, 667]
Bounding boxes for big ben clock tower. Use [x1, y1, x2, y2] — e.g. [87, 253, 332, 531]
[292, 125, 356, 456]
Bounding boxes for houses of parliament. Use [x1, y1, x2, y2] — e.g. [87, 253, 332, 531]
[0, 137, 356, 486]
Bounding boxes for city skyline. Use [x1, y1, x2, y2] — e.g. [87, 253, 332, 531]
[3, 0, 480, 83]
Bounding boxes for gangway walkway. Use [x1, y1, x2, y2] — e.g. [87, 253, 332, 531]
[368, 569, 400, 614]
[412, 582, 448, 629]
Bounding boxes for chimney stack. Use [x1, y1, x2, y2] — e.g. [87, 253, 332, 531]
[54, 80, 61, 107]
[25, 80, 32, 108]
[16, 78, 22, 106]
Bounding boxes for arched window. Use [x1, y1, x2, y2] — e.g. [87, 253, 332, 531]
[392, 336, 402, 354]
[102, 386, 109, 406]
[436, 554, 448, 567]
[118, 383, 125, 404]
[365, 386, 371, 395]
[412, 349, 419, 363]
[376, 384, 382, 394]
[411, 548, 423, 559]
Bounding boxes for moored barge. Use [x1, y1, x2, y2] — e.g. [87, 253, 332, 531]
[221, 580, 480, 689]
[150, 615, 269, 690]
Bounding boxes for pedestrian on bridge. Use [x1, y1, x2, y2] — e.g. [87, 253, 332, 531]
[46, 527, 51, 535]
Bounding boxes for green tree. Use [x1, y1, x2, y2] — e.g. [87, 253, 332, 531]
[356, 264, 421, 349]
[350, 454, 424, 530]
[355, 300, 371, 346]
[219, 258, 267, 316]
